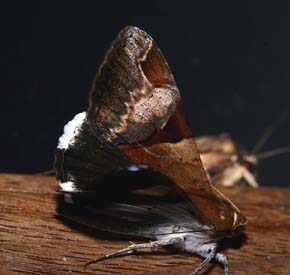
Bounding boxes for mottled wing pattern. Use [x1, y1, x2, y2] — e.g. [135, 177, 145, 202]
[88, 26, 180, 145]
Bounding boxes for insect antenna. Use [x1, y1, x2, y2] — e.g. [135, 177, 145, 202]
[255, 146, 290, 160]
[251, 111, 289, 154]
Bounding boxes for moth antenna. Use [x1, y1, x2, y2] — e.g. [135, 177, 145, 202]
[251, 111, 289, 154]
[255, 146, 290, 160]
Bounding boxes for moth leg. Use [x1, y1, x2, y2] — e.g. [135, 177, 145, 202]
[190, 247, 217, 275]
[215, 253, 229, 275]
[241, 167, 259, 188]
[85, 236, 184, 269]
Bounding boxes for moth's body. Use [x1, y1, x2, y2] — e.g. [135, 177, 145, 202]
[157, 233, 221, 262]
[196, 132, 290, 187]
[55, 26, 246, 275]
[196, 134, 259, 187]
[157, 233, 226, 270]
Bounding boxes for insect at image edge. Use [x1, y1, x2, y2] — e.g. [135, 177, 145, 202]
[55, 26, 247, 275]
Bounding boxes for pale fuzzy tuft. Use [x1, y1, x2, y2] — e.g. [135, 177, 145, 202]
[57, 112, 86, 149]
[60, 181, 80, 192]
[156, 232, 215, 256]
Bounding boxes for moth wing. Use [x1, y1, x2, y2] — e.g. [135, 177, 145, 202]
[195, 134, 237, 154]
[57, 173, 213, 238]
[120, 136, 246, 231]
[55, 114, 140, 193]
[199, 152, 234, 173]
[55, 26, 181, 192]
[87, 26, 181, 145]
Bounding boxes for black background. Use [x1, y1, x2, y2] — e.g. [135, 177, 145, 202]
[2, 1, 290, 186]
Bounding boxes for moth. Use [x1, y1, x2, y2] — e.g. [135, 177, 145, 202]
[42, 130, 290, 187]
[55, 26, 246, 275]
[196, 130, 290, 187]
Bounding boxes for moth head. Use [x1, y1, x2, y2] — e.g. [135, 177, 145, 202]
[240, 146, 290, 175]
[242, 113, 290, 171]
[239, 151, 258, 174]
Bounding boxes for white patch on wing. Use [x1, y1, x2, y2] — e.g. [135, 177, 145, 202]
[60, 181, 78, 192]
[57, 112, 86, 149]
[128, 164, 141, 172]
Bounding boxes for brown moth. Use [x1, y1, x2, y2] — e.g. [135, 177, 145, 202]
[196, 132, 290, 187]
[43, 130, 290, 188]
[55, 26, 246, 275]
[196, 134, 258, 188]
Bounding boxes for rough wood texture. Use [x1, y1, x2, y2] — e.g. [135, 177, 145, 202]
[0, 173, 289, 275]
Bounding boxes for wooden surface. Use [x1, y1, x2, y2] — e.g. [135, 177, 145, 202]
[0, 173, 290, 275]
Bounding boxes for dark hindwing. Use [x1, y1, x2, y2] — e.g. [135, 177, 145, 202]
[55, 118, 136, 192]
[57, 173, 213, 238]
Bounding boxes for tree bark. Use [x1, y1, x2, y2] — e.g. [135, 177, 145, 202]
[0, 173, 289, 275]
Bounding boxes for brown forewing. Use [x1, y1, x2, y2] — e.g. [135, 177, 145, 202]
[120, 137, 246, 231]
[87, 26, 180, 145]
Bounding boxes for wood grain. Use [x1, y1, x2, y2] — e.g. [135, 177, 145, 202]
[0, 173, 289, 275]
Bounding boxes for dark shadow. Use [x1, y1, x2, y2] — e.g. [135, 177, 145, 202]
[218, 232, 247, 251]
